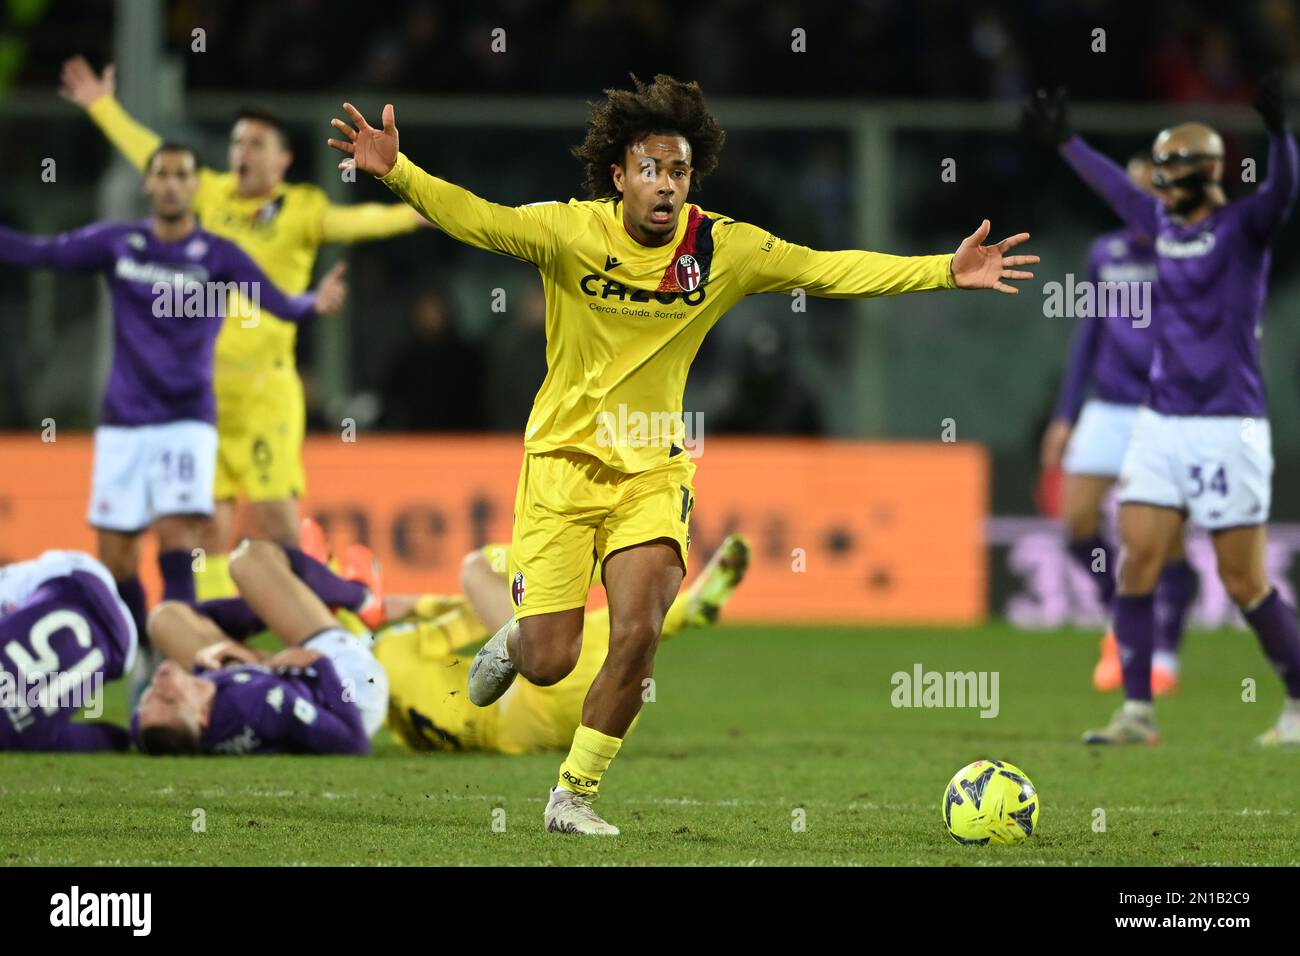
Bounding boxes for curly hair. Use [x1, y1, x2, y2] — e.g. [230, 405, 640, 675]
[571, 73, 726, 200]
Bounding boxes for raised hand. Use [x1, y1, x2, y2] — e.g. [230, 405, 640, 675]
[59, 55, 115, 108]
[1254, 70, 1287, 134]
[328, 103, 399, 178]
[313, 262, 348, 315]
[1020, 87, 1072, 147]
[951, 220, 1038, 294]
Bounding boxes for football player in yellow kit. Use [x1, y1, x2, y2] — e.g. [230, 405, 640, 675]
[60, 56, 426, 596]
[329, 75, 1038, 834]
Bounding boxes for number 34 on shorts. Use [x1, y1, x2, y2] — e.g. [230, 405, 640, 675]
[1118, 408, 1272, 529]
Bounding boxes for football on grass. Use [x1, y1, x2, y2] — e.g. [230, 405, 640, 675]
[943, 759, 1039, 845]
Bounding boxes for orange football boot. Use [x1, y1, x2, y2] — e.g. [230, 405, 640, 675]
[1092, 632, 1122, 692]
[340, 542, 385, 631]
[1151, 663, 1181, 697]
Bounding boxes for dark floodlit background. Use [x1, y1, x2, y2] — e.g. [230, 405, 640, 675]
[2, 0, 1299, 520]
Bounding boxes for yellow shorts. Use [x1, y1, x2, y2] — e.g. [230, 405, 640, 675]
[373, 620, 498, 752]
[508, 449, 696, 619]
[212, 361, 306, 502]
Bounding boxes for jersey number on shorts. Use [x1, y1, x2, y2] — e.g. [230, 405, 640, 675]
[160, 449, 196, 484]
[679, 485, 694, 523]
[1188, 464, 1228, 498]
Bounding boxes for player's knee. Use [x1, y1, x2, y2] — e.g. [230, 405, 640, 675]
[1063, 509, 1101, 541]
[459, 548, 491, 593]
[1219, 569, 1268, 608]
[228, 538, 278, 584]
[517, 640, 580, 686]
[1118, 550, 1162, 594]
[146, 600, 190, 647]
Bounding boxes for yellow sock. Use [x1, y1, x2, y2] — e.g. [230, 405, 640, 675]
[557, 724, 622, 796]
[195, 552, 235, 601]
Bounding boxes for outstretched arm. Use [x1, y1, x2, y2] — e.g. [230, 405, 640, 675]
[1060, 137, 1160, 238]
[737, 218, 1037, 297]
[0, 222, 115, 271]
[1023, 88, 1160, 237]
[1241, 73, 1300, 241]
[318, 201, 428, 244]
[1053, 311, 1101, 425]
[328, 102, 565, 265]
[60, 56, 162, 173]
[217, 242, 347, 323]
[1052, 250, 1104, 424]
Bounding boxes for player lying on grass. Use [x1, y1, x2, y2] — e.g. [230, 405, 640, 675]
[328, 74, 1037, 834]
[1032, 150, 1193, 696]
[133, 539, 388, 755]
[0, 550, 138, 752]
[140, 527, 748, 757]
[377, 533, 749, 757]
[1025, 75, 1300, 746]
[61, 56, 427, 589]
[0, 143, 346, 705]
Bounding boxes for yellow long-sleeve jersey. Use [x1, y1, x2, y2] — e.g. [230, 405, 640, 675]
[381, 152, 956, 473]
[86, 95, 420, 368]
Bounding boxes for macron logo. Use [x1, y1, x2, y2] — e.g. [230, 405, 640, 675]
[49, 885, 151, 936]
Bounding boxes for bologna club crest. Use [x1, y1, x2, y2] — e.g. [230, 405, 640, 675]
[674, 254, 702, 292]
[511, 571, 526, 607]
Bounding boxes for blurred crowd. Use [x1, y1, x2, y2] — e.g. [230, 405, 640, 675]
[14, 0, 1300, 104]
[5, 1, 1300, 444]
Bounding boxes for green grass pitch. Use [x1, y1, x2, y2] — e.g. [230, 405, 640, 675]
[1, 624, 1296, 866]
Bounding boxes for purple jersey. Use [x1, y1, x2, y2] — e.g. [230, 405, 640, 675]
[0, 551, 135, 752]
[0, 221, 317, 426]
[184, 658, 369, 755]
[1061, 133, 1299, 417]
[1054, 227, 1160, 421]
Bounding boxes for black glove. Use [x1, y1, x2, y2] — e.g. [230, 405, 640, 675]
[1020, 87, 1072, 147]
[1254, 70, 1287, 134]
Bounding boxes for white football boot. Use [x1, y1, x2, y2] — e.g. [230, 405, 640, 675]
[467, 619, 518, 707]
[1255, 708, 1300, 748]
[1082, 702, 1159, 745]
[544, 787, 620, 836]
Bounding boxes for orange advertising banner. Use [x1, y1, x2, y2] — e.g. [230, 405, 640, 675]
[0, 435, 988, 624]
